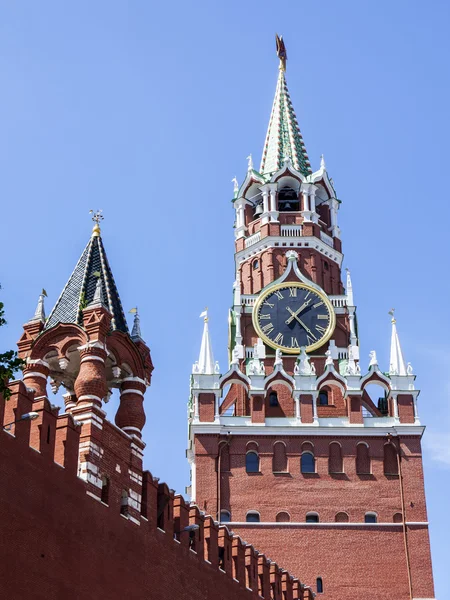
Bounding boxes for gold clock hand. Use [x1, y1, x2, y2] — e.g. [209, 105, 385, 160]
[285, 299, 312, 324]
[286, 307, 317, 340]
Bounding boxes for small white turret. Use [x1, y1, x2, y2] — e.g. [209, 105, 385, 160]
[389, 310, 407, 376]
[195, 309, 216, 375]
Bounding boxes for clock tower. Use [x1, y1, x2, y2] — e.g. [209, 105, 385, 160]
[188, 37, 435, 600]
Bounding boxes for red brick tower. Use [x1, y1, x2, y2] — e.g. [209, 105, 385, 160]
[15, 212, 153, 520]
[188, 37, 435, 599]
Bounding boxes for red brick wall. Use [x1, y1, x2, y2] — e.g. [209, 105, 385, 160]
[0, 388, 313, 600]
[195, 433, 435, 600]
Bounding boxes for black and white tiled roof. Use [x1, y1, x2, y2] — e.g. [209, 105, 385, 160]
[45, 234, 128, 333]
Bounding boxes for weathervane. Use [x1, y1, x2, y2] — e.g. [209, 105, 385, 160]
[388, 308, 396, 324]
[89, 209, 104, 237]
[276, 34, 287, 72]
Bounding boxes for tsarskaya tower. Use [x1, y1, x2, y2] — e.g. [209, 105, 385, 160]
[187, 36, 435, 600]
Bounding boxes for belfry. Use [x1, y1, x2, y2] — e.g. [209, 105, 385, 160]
[188, 36, 435, 599]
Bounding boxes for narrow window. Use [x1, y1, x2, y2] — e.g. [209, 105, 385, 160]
[218, 546, 225, 569]
[253, 259, 259, 270]
[356, 443, 371, 475]
[269, 391, 279, 406]
[120, 489, 129, 516]
[328, 442, 343, 474]
[317, 577, 324, 593]
[276, 511, 290, 522]
[323, 260, 329, 271]
[46, 425, 51, 444]
[100, 475, 110, 504]
[246, 451, 259, 473]
[365, 512, 377, 523]
[220, 510, 231, 523]
[272, 442, 288, 473]
[318, 390, 329, 405]
[335, 511, 349, 522]
[384, 443, 399, 475]
[301, 451, 315, 473]
[306, 512, 319, 523]
[246, 511, 260, 523]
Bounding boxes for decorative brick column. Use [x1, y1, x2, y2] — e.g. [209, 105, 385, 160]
[22, 358, 49, 398]
[115, 376, 146, 437]
[74, 342, 107, 408]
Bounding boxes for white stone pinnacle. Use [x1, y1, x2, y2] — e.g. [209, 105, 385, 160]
[346, 268, 354, 306]
[197, 311, 215, 375]
[389, 316, 407, 376]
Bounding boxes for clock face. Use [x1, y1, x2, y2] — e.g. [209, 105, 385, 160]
[253, 282, 335, 354]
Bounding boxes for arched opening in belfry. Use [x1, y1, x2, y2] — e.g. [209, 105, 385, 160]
[278, 186, 299, 211]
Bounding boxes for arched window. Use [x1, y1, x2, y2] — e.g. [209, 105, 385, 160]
[276, 511, 291, 522]
[384, 443, 399, 475]
[269, 391, 279, 406]
[278, 186, 299, 211]
[253, 259, 259, 270]
[356, 443, 371, 475]
[318, 390, 329, 406]
[328, 442, 343, 474]
[335, 511, 349, 522]
[220, 510, 231, 523]
[393, 512, 403, 523]
[317, 577, 324, 594]
[306, 512, 319, 523]
[365, 512, 377, 523]
[100, 475, 110, 504]
[120, 489, 128, 516]
[272, 442, 288, 473]
[246, 451, 260, 473]
[301, 451, 315, 474]
[246, 511, 260, 523]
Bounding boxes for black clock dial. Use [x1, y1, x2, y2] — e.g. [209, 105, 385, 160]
[254, 283, 334, 353]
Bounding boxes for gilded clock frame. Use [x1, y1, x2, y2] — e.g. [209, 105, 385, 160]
[252, 281, 336, 354]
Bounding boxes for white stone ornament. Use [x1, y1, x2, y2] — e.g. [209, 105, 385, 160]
[247, 154, 253, 171]
[407, 362, 414, 375]
[325, 350, 334, 367]
[355, 363, 361, 375]
[296, 346, 312, 375]
[231, 348, 240, 365]
[192, 361, 200, 374]
[310, 361, 316, 375]
[50, 379, 60, 394]
[214, 361, 220, 375]
[232, 177, 239, 195]
[59, 357, 69, 371]
[112, 366, 121, 379]
[274, 348, 283, 366]
[369, 350, 378, 367]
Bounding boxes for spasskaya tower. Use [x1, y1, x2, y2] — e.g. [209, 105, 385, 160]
[187, 36, 435, 600]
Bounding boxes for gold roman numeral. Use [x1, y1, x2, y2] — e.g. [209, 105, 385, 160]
[289, 287, 297, 297]
[291, 337, 300, 348]
[317, 314, 328, 320]
[262, 323, 274, 335]
[263, 301, 275, 308]
[315, 324, 326, 334]
[275, 290, 284, 300]
[306, 334, 315, 345]
[274, 333, 284, 345]
[260, 314, 271, 320]
[313, 301, 324, 308]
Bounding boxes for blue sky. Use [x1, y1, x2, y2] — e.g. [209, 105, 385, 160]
[1, 0, 449, 594]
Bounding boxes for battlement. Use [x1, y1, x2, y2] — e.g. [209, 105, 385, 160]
[0, 383, 314, 600]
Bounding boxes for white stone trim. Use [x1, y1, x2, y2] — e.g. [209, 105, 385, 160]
[226, 521, 428, 527]
[236, 235, 342, 267]
[191, 422, 425, 437]
[80, 355, 105, 364]
[120, 388, 145, 397]
[27, 358, 50, 368]
[122, 376, 146, 385]
[23, 371, 47, 380]
[122, 426, 142, 434]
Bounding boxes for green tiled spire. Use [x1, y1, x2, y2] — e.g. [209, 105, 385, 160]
[260, 45, 311, 177]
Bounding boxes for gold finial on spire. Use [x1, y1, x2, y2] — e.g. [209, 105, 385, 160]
[199, 307, 208, 322]
[388, 308, 396, 324]
[276, 34, 287, 72]
[90, 209, 104, 237]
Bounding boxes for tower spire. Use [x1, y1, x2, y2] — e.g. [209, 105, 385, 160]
[30, 289, 47, 323]
[197, 309, 215, 375]
[259, 36, 311, 176]
[45, 213, 128, 333]
[389, 309, 407, 376]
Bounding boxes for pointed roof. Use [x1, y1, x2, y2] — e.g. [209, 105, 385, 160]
[30, 290, 47, 323]
[389, 312, 407, 376]
[45, 224, 128, 333]
[260, 38, 311, 177]
[198, 311, 215, 375]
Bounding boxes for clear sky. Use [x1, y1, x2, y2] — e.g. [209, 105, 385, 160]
[1, 0, 449, 595]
